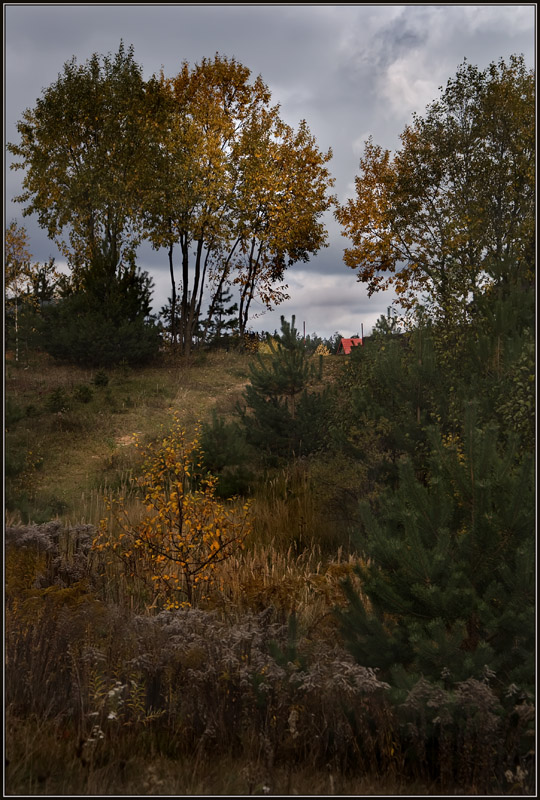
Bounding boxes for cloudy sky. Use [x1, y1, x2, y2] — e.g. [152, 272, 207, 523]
[4, 4, 536, 338]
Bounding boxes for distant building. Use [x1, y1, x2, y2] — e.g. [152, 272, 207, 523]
[337, 337, 363, 354]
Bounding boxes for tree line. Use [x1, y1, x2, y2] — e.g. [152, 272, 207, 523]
[7, 48, 534, 365]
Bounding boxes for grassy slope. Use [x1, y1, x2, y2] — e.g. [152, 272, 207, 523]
[5, 348, 253, 524]
[6, 349, 524, 796]
[6, 347, 362, 625]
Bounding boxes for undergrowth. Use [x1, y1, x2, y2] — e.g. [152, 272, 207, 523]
[4, 352, 536, 795]
[5, 522, 535, 795]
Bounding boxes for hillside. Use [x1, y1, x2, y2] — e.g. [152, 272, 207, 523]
[6, 348, 254, 525]
[4, 336, 535, 796]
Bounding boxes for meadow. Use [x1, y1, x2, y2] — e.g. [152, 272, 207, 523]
[5, 345, 534, 796]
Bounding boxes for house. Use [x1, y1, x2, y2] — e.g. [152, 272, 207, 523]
[337, 337, 363, 354]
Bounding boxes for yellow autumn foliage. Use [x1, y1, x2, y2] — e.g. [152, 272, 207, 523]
[93, 412, 251, 608]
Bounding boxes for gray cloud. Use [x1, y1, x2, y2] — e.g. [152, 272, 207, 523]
[4, 4, 535, 338]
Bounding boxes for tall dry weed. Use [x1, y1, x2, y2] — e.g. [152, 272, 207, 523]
[6, 521, 535, 796]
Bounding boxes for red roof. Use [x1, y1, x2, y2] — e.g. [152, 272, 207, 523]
[338, 337, 363, 354]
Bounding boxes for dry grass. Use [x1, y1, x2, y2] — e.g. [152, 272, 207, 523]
[207, 540, 366, 636]
[5, 348, 253, 525]
[6, 521, 535, 797]
[6, 350, 534, 796]
[4, 715, 435, 797]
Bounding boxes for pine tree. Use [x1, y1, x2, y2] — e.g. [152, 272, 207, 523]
[338, 406, 535, 693]
[200, 411, 254, 497]
[204, 286, 239, 348]
[239, 315, 330, 462]
[38, 245, 160, 367]
[336, 316, 441, 490]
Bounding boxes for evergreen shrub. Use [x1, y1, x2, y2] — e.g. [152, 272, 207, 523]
[240, 316, 332, 464]
[200, 411, 255, 497]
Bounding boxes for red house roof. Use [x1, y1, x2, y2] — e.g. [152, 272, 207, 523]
[338, 337, 363, 354]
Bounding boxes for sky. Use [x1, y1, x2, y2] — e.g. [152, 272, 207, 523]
[4, 3, 536, 339]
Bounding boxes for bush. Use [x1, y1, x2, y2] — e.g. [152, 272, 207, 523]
[200, 411, 255, 497]
[39, 298, 161, 367]
[74, 384, 94, 403]
[240, 316, 332, 464]
[93, 370, 109, 388]
[45, 387, 70, 413]
[93, 414, 252, 608]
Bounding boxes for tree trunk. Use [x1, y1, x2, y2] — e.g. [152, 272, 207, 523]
[238, 240, 262, 337]
[168, 240, 177, 345]
[180, 235, 191, 357]
[14, 296, 19, 363]
[203, 237, 240, 342]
